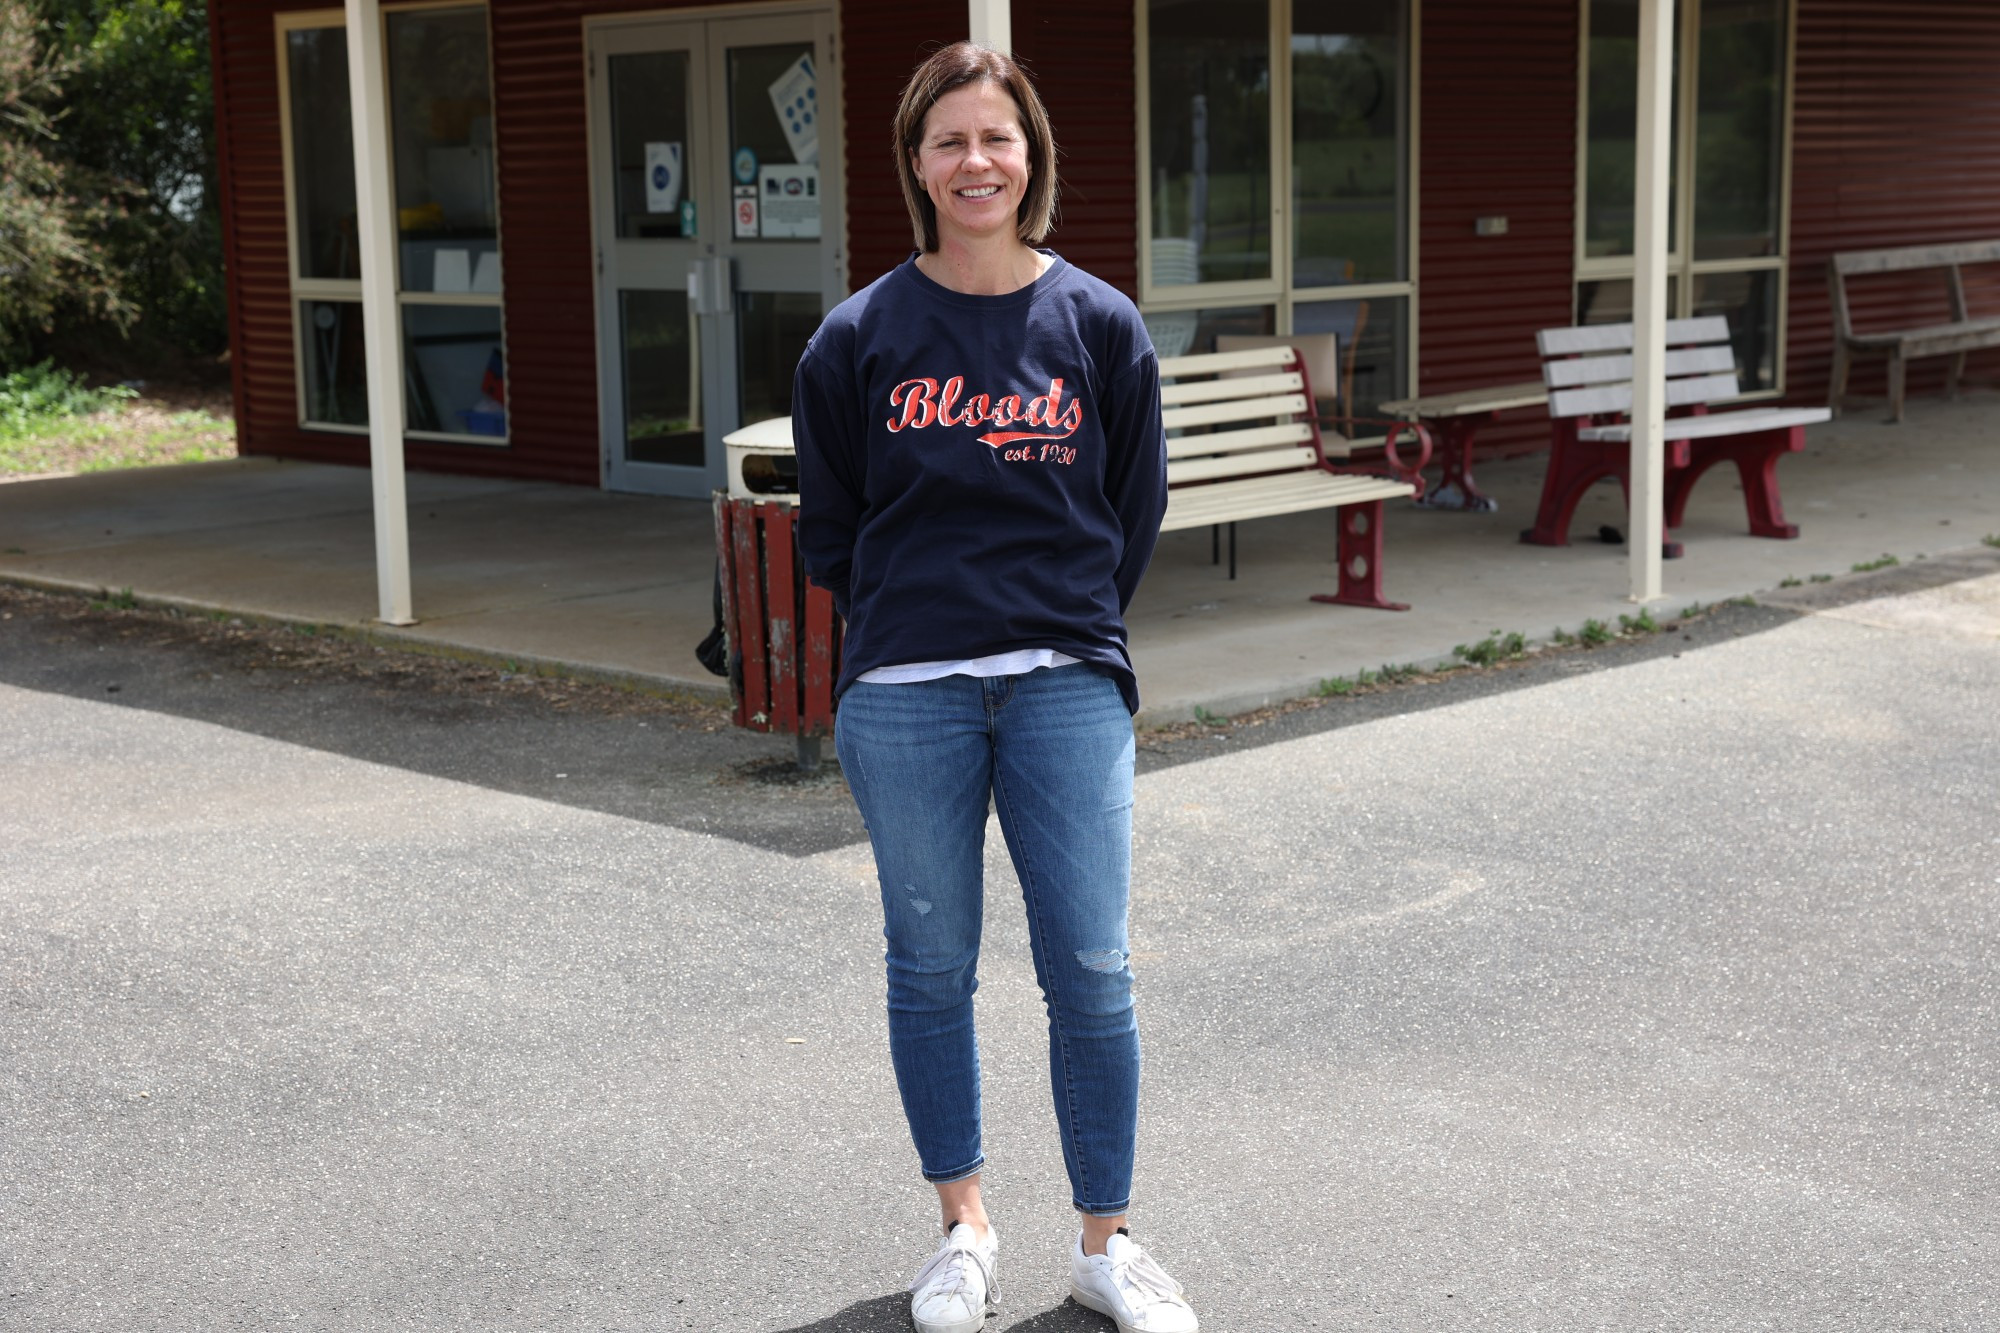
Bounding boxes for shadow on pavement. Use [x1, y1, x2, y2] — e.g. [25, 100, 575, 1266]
[772, 1293, 1111, 1332]
[0, 583, 871, 856]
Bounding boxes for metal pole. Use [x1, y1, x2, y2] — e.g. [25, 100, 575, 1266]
[1628, 0, 1672, 604]
[344, 0, 416, 625]
[968, 0, 1011, 53]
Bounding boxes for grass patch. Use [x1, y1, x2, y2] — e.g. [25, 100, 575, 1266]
[1453, 630, 1529, 667]
[89, 586, 138, 611]
[0, 365, 233, 477]
[1617, 608, 1660, 635]
[1851, 553, 1900, 573]
[1192, 705, 1228, 727]
[1983, 533, 2000, 549]
[1579, 618, 1613, 647]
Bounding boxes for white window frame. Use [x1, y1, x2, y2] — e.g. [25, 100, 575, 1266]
[1573, 0, 1798, 399]
[1134, 0, 1421, 396]
[275, 1, 509, 443]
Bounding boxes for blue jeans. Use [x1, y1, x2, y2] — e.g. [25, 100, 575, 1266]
[835, 665, 1140, 1216]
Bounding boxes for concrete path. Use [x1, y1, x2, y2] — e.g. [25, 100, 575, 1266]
[3, 557, 1995, 1329]
[2, 389, 1996, 723]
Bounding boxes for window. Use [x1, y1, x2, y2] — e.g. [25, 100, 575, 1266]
[1140, 0, 1414, 430]
[1576, 0, 1791, 393]
[277, 6, 507, 441]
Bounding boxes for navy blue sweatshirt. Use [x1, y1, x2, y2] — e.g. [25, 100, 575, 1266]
[792, 253, 1167, 713]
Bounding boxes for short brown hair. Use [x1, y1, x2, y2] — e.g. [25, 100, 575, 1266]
[892, 43, 1059, 253]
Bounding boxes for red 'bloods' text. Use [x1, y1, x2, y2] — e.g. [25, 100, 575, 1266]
[886, 376, 1085, 451]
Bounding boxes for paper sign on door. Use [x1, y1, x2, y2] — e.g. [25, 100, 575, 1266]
[645, 142, 684, 214]
[757, 165, 819, 239]
[766, 55, 818, 166]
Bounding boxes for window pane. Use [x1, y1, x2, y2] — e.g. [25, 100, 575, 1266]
[1574, 276, 1681, 326]
[286, 29, 359, 281]
[387, 7, 499, 294]
[1142, 305, 1274, 361]
[738, 291, 820, 424]
[622, 291, 700, 467]
[1583, 0, 1680, 259]
[611, 50, 693, 240]
[1694, 0, 1784, 261]
[1692, 269, 1778, 392]
[403, 304, 505, 436]
[1291, 0, 1406, 287]
[299, 301, 368, 426]
[1148, 0, 1271, 286]
[729, 44, 823, 242]
[1295, 293, 1406, 425]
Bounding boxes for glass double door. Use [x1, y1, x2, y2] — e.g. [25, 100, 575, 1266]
[591, 11, 841, 496]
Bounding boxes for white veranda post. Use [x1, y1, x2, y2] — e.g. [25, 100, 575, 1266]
[968, 0, 1011, 53]
[344, 0, 416, 625]
[1628, 0, 1673, 603]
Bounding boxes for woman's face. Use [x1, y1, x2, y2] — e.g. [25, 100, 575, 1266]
[912, 80, 1032, 248]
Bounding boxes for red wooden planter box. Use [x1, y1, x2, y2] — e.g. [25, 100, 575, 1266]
[713, 495, 841, 740]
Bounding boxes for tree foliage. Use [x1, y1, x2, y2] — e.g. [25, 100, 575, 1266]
[0, 0, 135, 361]
[2, 0, 223, 370]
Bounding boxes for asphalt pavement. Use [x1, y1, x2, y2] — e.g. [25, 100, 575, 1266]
[2, 556, 1996, 1331]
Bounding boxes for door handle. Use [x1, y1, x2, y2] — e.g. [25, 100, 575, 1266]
[688, 256, 733, 317]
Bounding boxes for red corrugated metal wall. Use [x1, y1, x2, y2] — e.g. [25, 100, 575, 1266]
[1014, 0, 1138, 293]
[839, 8, 963, 288]
[1416, 0, 1580, 458]
[1787, 0, 2000, 405]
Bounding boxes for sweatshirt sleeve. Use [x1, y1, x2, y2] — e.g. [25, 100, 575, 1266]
[791, 346, 866, 619]
[1101, 350, 1169, 613]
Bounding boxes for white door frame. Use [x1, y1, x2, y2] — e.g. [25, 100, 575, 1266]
[585, 4, 844, 497]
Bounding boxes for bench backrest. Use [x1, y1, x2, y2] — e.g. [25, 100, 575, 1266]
[1826, 240, 2000, 337]
[1827, 239, 2000, 277]
[1156, 346, 1330, 486]
[1536, 316, 1739, 420]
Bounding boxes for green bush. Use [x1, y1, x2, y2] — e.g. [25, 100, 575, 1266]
[0, 362, 135, 440]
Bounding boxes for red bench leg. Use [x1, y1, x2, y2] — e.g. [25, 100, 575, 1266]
[1520, 420, 1618, 547]
[1665, 427, 1803, 539]
[1311, 499, 1408, 611]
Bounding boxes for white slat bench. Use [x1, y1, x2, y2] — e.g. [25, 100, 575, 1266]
[1520, 316, 1830, 558]
[1827, 239, 2000, 422]
[1157, 345, 1429, 610]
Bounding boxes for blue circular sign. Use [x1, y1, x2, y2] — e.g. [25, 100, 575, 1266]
[733, 145, 758, 185]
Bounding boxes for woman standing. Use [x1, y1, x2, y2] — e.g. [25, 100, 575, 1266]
[791, 41, 1197, 1333]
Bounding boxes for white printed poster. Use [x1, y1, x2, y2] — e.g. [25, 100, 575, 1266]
[758, 164, 820, 239]
[766, 55, 818, 166]
[644, 141, 684, 214]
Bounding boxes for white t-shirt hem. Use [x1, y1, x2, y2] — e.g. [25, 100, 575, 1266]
[857, 649, 1083, 685]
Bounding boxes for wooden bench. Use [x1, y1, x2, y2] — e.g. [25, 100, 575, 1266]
[1828, 239, 2000, 422]
[1157, 345, 1429, 610]
[1520, 316, 1830, 558]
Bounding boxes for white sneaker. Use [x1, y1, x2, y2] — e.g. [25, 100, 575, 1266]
[908, 1221, 999, 1333]
[1070, 1231, 1198, 1333]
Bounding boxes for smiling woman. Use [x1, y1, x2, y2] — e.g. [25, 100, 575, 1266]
[789, 40, 1200, 1333]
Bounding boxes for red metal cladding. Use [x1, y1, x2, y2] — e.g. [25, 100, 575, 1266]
[1416, 0, 1581, 462]
[1787, 0, 2000, 405]
[1015, 0, 1139, 295]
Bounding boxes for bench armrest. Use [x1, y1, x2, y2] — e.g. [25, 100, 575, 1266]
[1352, 418, 1433, 497]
